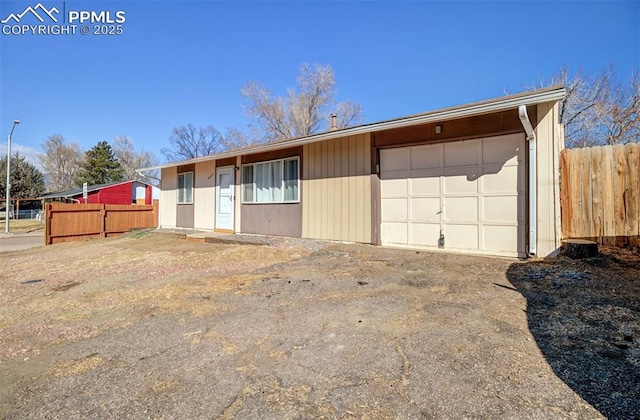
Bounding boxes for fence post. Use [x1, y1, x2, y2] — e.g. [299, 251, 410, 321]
[100, 204, 106, 238]
[45, 203, 51, 245]
[153, 201, 159, 227]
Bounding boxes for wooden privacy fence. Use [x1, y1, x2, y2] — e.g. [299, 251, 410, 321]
[45, 203, 158, 245]
[561, 143, 640, 246]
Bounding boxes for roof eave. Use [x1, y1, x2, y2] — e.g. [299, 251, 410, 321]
[139, 86, 565, 172]
[41, 179, 152, 199]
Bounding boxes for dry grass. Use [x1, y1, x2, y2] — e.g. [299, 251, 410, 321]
[0, 219, 44, 233]
[150, 379, 181, 393]
[0, 232, 308, 359]
[53, 354, 104, 377]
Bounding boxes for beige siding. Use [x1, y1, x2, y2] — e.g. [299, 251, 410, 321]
[234, 156, 242, 233]
[159, 167, 177, 228]
[302, 133, 372, 243]
[535, 101, 564, 256]
[193, 160, 216, 230]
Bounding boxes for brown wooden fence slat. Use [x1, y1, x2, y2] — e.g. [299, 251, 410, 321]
[612, 145, 627, 245]
[626, 143, 640, 246]
[571, 149, 582, 239]
[602, 146, 615, 245]
[636, 144, 640, 245]
[590, 147, 604, 241]
[45, 203, 158, 245]
[560, 149, 572, 238]
[637, 142, 640, 245]
[579, 147, 593, 239]
[560, 143, 640, 246]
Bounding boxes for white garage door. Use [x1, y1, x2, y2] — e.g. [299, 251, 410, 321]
[380, 133, 525, 257]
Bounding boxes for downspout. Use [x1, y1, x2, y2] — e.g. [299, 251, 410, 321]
[519, 105, 536, 257]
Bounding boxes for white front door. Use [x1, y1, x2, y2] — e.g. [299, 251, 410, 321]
[215, 166, 234, 231]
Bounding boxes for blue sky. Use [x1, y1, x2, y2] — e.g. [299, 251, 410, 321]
[1, 1, 638, 166]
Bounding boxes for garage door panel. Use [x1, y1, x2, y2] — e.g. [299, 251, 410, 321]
[381, 174, 408, 197]
[444, 168, 479, 194]
[444, 197, 478, 222]
[411, 197, 441, 222]
[381, 170, 410, 180]
[482, 134, 523, 165]
[411, 144, 442, 170]
[444, 224, 479, 250]
[410, 171, 441, 195]
[381, 222, 408, 244]
[380, 149, 410, 172]
[381, 198, 408, 221]
[482, 165, 521, 193]
[444, 140, 478, 167]
[483, 225, 520, 253]
[410, 223, 441, 246]
[483, 196, 520, 223]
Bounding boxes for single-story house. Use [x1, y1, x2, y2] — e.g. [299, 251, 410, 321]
[140, 85, 565, 258]
[42, 180, 159, 205]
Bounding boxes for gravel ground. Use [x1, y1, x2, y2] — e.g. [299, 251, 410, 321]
[0, 230, 637, 419]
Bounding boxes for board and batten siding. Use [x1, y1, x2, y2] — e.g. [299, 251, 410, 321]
[159, 166, 177, 228]
[194, 160, 216, 230]
[302, 133, 372, 243]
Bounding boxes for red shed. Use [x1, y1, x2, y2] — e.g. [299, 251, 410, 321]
[84, 182, 132, 204]
[42, 180, 157, 205]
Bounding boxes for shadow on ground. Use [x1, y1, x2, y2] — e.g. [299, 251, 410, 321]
[506, 249, 640, 419]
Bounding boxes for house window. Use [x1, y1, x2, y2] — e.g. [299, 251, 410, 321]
[242, 157, 299, 203]
[177, 172, 193, 204]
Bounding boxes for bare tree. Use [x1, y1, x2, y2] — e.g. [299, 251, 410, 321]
[113, 136, 159, 182]
[161, 124, 223, 161]
[241, 63, 364, 142]
[38, 134, 82, 192]
[535, 65, 639, 147]
[221, 127, 258, 151]
[597, 69, 639, 145]
[334, 101, 364, 129]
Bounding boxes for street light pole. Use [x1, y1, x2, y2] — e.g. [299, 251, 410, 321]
[5, 120, 20, 234]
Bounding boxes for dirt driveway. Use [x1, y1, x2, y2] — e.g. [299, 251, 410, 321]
[0, 231, 638, 419]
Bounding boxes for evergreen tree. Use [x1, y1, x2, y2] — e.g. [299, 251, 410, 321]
[74, 141, 124, 186]
[0, 153, 45, 198]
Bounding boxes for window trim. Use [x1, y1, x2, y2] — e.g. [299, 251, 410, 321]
[242, 157, 300, 204]
[177, 171, 194, 204]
